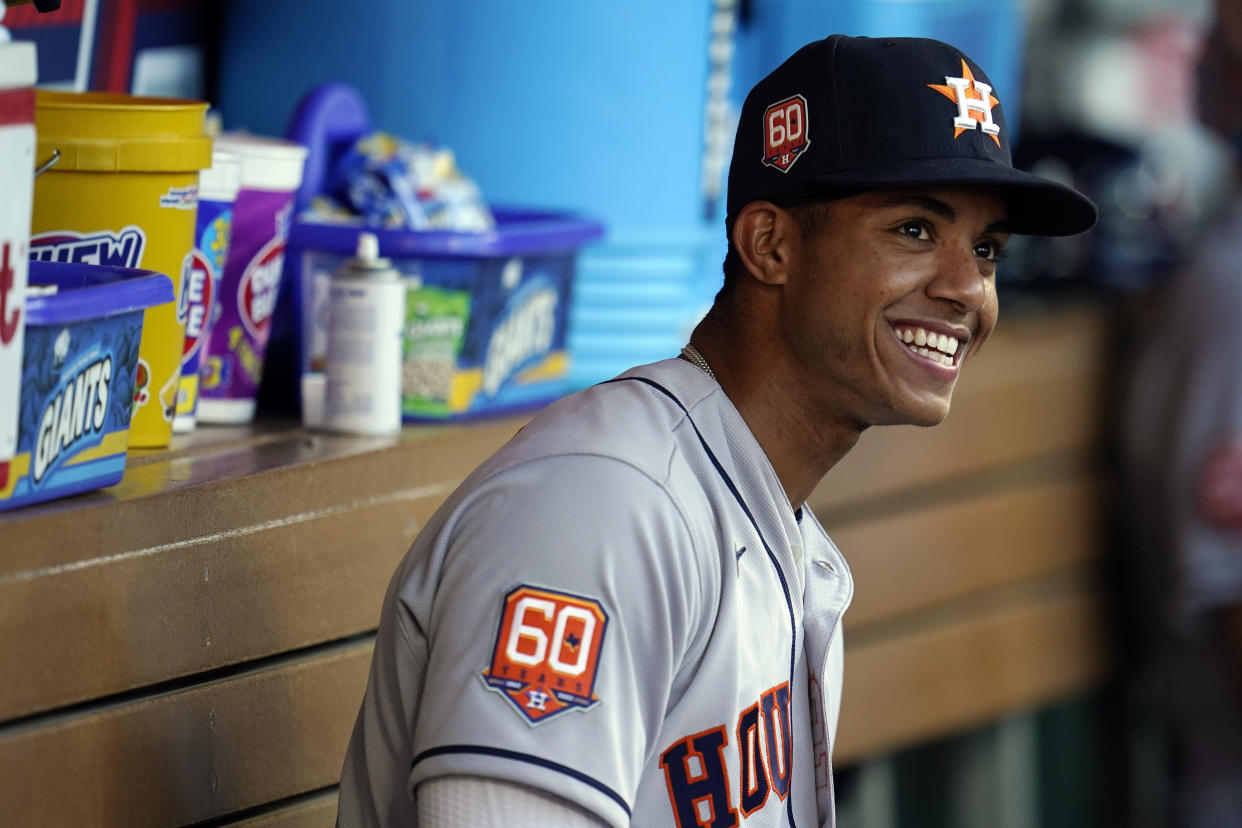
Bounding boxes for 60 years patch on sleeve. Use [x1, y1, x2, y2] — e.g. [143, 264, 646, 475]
[480, 584, 609, 726]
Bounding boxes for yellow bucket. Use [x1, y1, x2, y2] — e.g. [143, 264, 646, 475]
[31, 91, 211, 449]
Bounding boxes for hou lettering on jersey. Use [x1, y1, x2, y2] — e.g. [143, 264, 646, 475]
[659, 682, 794, 827]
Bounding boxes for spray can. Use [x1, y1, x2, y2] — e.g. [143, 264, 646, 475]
[323, 232, 405, 436]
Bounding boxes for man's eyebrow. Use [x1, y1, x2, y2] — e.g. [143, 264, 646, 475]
[880, 194, 1011, 234]
[880, 194, 956, 219]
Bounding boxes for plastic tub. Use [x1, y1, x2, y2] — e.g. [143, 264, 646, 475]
[0, 261, 174, 511]
[285, 208, 603, 421]
[197, 133, 307, 425]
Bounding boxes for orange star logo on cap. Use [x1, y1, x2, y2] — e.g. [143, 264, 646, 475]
[928, 60, 1002, 146]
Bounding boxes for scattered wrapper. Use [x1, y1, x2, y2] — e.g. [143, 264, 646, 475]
[310, 132, 495, 232]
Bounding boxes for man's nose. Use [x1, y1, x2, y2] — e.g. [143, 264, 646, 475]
[926, 244, 988, 312]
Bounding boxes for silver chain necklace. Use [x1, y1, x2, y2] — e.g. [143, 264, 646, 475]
[680, 344, 717, 382]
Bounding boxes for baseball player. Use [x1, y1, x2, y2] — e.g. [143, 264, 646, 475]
[337, 35, 1096, 827]
[1120, 3, 1242, 823]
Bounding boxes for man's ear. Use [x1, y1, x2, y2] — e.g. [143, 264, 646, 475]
[733, 201, 796, 287]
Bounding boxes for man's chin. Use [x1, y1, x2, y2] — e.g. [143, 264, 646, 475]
[856, 389, 954, 429]
[894, 397, 953, 428]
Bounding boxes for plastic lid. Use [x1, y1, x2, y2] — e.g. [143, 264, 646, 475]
[289, 207, 605, 258]
[200, 150, 242, 202]
[26, 261, 175, 326]
[356, 231, 379, 260]
[35, 90, 212, 172]
[341, 230, 393, 273]
[215, 132, 308, 192]
[0, 41, 36, 88]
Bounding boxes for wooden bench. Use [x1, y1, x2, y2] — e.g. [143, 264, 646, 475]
[0, 302, 1112, 825]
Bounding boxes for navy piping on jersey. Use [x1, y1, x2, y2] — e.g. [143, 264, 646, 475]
[605, 375, 801, 827]
[412, 745, 631, 817]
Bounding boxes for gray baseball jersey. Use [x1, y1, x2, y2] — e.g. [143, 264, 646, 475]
[338, 357, 854, 827]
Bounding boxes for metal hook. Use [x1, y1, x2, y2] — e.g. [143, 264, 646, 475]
[34, 149, 60, 178]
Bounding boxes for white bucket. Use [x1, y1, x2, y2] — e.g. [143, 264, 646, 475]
[173, 148, 242, 433]
[0, 40, 36, 479]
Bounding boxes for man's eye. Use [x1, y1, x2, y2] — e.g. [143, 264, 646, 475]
[974, 240, 1005, 261]
[897, 221, 930, 240]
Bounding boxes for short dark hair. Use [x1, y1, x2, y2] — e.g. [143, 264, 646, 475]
[714, 200, 835, 309]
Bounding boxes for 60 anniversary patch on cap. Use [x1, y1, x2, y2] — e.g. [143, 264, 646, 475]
[728, 34, 1097, 237]
[762, 94, 811, 173]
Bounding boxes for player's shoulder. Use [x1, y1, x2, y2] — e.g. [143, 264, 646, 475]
[389, 361, 725, 615]
[489, 358, 716, 485]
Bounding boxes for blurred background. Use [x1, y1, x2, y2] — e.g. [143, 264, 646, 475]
[14, 0, 1226, 385]
[10, 0, 1242, 825]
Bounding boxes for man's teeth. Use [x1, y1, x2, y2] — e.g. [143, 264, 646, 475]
[894, 326, 959, 366]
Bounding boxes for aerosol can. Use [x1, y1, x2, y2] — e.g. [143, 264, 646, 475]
[323, 232, 405, 436]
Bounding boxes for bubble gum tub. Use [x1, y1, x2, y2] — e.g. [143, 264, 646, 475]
[0, 261, 173, 511]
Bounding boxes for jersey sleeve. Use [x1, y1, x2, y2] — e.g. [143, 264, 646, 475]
[416, 775, 610, 827]
[403, 453, 710, 827]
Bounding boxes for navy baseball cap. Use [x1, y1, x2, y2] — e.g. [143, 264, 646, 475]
[726, 35, 1097, 236]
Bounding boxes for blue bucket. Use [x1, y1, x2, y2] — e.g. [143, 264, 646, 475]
[1, 261, 173, 511]
[279, 208, 603, 421]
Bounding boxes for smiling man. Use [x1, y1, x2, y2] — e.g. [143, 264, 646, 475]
[693, 184, 1010, 509]
[337, 35, 1096, 828]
